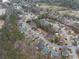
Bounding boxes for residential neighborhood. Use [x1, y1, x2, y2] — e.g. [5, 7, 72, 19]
[0, 0, 79, 59]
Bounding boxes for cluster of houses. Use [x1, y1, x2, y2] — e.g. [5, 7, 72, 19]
[17, 10, 79, 59]
[8, 1, 79, 59]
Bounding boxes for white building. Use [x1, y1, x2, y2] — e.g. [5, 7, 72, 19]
[0, 8, 6, 15]
[24, 12, 35, 21]
[2, 0, 10, 3]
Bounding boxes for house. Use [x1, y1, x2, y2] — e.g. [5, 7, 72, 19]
[0, 5, 6, 16]
[25, 12, 35, 22]
[0, 20, 5, 29]
[37, 28, 48, 36]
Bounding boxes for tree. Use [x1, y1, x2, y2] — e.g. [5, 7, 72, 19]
[0, 12, 25, 59]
